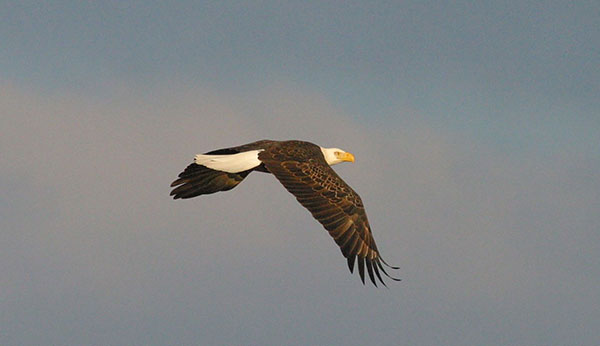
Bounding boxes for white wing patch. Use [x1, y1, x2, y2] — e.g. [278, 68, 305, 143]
[194, 150, 263, 173]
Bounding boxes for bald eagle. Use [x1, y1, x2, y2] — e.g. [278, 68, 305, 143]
[170, 140, 399, 286]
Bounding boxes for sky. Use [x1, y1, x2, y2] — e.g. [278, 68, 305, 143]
[1, 1, 599, 345]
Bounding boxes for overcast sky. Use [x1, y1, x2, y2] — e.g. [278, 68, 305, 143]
[2, 1, 599, 345]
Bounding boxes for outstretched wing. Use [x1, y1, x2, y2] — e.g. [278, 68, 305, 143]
[258, 142, 399, 286]
[170, 163, 252, 199]
[170, 147, 255, 199]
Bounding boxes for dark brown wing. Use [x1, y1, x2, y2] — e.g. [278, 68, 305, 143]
[258, 141, 400, 286]
[170, 163, 252, 199]
[170, 145, 261, 199]
[170, 140, 278, 199]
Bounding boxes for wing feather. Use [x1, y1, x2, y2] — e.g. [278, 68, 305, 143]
[258, 141, 399, 285]
[170, 163, 252, 199]
[170, 141, 277, 199]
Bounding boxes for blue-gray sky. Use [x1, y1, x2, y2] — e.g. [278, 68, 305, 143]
[1, 1, 599, 345]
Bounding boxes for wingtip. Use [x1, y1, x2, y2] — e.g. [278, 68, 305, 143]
[357, 256, 366, 284]
[347, 255, 400, 286]
[347, 256, 356, 274]
[372, 259, 386, 287]
[366, 259, 377, 287]
[380, 256, 400, 270]
[375, 258, 402, 282]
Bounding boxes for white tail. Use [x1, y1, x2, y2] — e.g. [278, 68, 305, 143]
[194, 150, 263, 173]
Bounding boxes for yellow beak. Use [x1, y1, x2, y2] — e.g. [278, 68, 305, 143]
[342, 152, 355, 163]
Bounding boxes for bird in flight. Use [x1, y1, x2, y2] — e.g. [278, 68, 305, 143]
[170, 140, 400, 286]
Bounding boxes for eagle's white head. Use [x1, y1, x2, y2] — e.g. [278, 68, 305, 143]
[320, 147, 355, 166]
